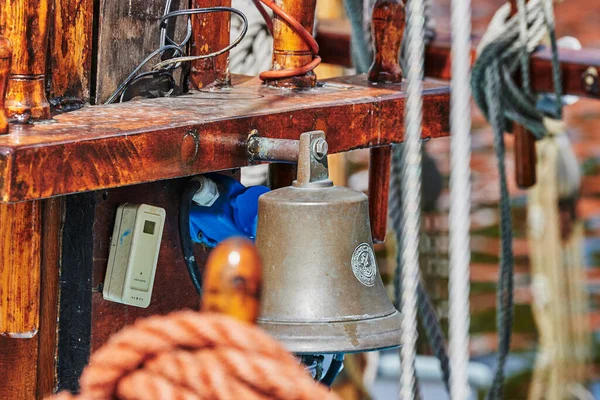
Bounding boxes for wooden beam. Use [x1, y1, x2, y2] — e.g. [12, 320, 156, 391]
[0, 201, 41, 337]
[316, 21, 600, 99]
[0, 75, 450, 203]
[36, 198, 64, 397]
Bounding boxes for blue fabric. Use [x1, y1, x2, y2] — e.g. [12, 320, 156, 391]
[189, 173, 269, 247]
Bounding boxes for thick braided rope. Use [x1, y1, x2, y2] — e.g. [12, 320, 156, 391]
[471, 2, 563, 398]
[448, 0, 472, 396]
[50, 311, 338, 400]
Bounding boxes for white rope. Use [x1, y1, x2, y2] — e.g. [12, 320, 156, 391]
[448, 0, 472, 397]
[399, 0, 426, 397]
[476, 0, 547, 58]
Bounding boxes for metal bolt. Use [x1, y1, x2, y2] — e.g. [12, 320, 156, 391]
[312, 138, 328, 160]
[582, 67, 599, 96]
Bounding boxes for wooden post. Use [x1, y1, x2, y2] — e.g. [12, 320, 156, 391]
[367, 0, 405, 243]
[189, 0, 232, 89]
[47, 0, 94, 109]
[263, 0, 318, 89]
[369, 147, 392, 243]
[0, 0, 51, 121]
[509, 0, 537, 188]
[367, 0, 405, 84]
[0, 201, 41, 337]
[0, 36, 11, 134]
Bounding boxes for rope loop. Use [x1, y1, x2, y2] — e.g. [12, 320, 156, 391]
[49, 311, 339, 400]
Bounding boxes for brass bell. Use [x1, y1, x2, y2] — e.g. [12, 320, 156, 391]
[256, 131, 401, 354]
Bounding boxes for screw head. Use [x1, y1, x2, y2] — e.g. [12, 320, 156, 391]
[312, 138, 328, 160]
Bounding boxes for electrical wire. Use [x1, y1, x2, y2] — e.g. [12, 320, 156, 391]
[105, 6, 249, 104]
[320, 354, 345, 387]
[179, 179, 204, 296]
[105, 45, 184, 104]
[153, 8, 249, 70]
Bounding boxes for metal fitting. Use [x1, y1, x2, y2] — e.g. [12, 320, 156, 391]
[312, 138, 328, 161]
[582, 67, 599, 96]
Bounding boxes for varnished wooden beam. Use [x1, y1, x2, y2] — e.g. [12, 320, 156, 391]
[0, 201, 41, 336]
[0, 75, 450, 203]
[36, 198, 64, 397]
[316, 21, 600, 99]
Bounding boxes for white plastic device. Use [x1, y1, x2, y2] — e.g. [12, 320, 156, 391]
[103, 203, 166, 308]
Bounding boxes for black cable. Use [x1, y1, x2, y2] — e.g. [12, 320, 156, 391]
[320, 354, 344, 387]
[105, 44, 184, 104]
[105, 6, 249, 104]
[179, 179, 203, 295]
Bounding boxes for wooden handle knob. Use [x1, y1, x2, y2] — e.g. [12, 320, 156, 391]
[201, 237, 262, 324]
[0, 36, 11, 134]
[367, 0, 405, 83]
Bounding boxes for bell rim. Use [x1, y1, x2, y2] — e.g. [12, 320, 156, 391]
[257, 310, 402, 355]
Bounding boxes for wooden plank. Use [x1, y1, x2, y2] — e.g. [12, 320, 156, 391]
[0, 336, 38, 399]
[36, 198, 64, 398]
[94, 0, 187, 104]
[47, 0, 94, 110]
[90, 179, 201, 351]
[0, 201, 41, 336]
[0, 75, 450, 202]
[316, 21, 600, 99]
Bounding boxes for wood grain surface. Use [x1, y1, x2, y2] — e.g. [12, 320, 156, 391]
[0, 201, 41, 336]
[0, 75, 450, 203]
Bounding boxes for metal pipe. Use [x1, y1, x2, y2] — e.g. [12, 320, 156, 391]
[247, 134, 300, 163]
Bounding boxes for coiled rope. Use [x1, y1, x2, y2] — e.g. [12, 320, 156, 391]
[470, 0, 563, 398]
[49, 311, 339, 400]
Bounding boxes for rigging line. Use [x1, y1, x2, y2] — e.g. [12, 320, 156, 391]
[448, 0, 473, 399]
[398, 0, 427, 397]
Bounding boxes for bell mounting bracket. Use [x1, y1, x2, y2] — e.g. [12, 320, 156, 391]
[246, 130, 331, 187]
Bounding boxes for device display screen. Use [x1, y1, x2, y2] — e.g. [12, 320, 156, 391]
[143, 220, 156, 235]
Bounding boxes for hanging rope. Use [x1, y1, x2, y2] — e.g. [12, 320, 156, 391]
[470, 0, 563, 398]
[397, 0, 427, 397]
[49, 311, 339, 400]
[343, 0, 452, 396]
[448, 0, 473, 398]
